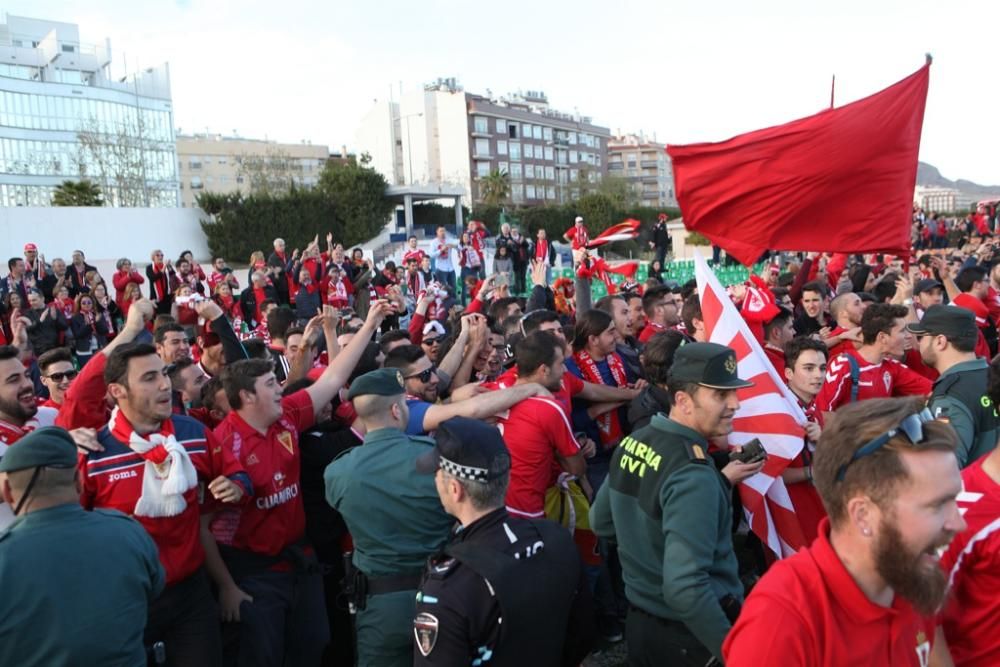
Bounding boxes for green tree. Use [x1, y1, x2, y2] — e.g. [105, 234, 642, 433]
[574, 193, 618, 233]
[51, 179, 103, 206]
[596, 175, 641, 209]
[479, 169, 511, 208]
[318, 160, 395, 247]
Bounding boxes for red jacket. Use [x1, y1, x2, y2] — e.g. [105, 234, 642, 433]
[112, 270, 145, 306]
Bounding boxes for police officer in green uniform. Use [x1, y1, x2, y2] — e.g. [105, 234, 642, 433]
[324, 368, 454, 667]
[910, 304, 1000, 466]
[411, 417, 594, 666]
[0, 426, 164, 667]
[589, 342, 751, 666]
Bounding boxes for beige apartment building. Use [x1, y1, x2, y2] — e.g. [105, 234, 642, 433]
[175, 133, 331, 207]
[607, 134, 677, 208]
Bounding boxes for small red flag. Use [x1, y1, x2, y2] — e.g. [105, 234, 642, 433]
[668, 63, 930, 266]
[585, 219, 641, 249]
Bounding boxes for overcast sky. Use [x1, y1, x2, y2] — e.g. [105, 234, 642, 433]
[6, 0, 998, 184]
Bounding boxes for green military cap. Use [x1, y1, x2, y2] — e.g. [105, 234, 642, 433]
[669, 342, 754, 390]
[0, 427, 78, 473]
[346, 367, 406, 401]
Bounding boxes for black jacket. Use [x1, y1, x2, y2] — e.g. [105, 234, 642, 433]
[25, 307, 68, 356]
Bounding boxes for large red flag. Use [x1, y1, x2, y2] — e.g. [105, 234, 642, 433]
[695, 251, 809, 557]
[669, 63, 930, 266]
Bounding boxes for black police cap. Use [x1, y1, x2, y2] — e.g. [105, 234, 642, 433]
[415, 417, 510, 483]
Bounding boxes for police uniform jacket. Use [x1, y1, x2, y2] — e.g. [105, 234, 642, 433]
[324, 427, 454, 577]
[589, 414, 743, 662]
[929, 358, 1000, 467]
[413, 507, 592, 666]
[0, 503, 164, 666]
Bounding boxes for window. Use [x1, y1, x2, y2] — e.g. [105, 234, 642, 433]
[533, 125, 543, 140]
[556, 150, 567, 165]
[525, 164, 535, 179]
[474, 116, 489, 133]
[568, 132, 577, 144]
[569, 151, 578, 164]
[546, 186, 556, 200]
[545, 166, 555, 180]
[218, 157, 228, 165]
[510, 163, 523, 180]
[522, 124, 532, 138]
[190, 177, 203, 190]
[544, 146, 554, 161]
[511, 184, 524, 203]
[509, 142, 521, 160]
[495, 118, 506, 133]
[524, 144, 534, 159]
[497, 140, 508, 155]
[570, 169, 578, 182]
[498, 161, 509, 175]
[508, 123, 519, 139]
[476, 161, 491, 177]
[526, 185, 536, 199]
[475, 138, 491, 156]
[189, 157, 202, 169]
[543, 127, 553, 141]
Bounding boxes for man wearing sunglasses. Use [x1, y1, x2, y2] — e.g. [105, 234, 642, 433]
[384, 345, 551, 436]
[910, 305, 1000, 468]
[37, 347, 78, 409]
[723, 397, 966, 666]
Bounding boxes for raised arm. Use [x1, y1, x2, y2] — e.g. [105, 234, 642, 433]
[420, 382, 549, 433]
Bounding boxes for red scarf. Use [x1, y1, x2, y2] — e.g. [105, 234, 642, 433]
[534, 239, 549, 263]
[573, 349, 627, 448]
[151, 262, 169, 301]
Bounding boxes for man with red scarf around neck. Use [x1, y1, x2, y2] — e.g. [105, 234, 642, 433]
[63, 298, 251, 666]
[208, 301, 394, 666]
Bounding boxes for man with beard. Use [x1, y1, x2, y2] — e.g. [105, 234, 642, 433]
[825, 292, 864, 359]
[723, 397, 965, 666]
[637, 286, 680, 344]
[590, 342, 753, 665]
[934, 363, 1000, 667]
[911, 305, 1000, 467]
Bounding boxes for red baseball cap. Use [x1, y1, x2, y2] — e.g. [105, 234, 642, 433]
[24, 243, 37, 252]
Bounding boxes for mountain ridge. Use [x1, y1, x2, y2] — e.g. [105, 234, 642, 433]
[917, 162, 1000, 195]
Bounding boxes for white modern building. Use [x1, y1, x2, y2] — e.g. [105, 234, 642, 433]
[913, 185, 959, 214]
[0, 14, 178, 207]
[355, 78, 611, 206]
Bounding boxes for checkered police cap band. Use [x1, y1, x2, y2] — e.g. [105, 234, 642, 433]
[439, 455, 489, 483]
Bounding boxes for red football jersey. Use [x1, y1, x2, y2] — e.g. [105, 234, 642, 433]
[815, 348, 932, 413]
[564, 224, 590, 250]
[939, 459, 1000, 667]
[210, 390, 315, 556]
[489, 368, 583, 420]
[638, 322, 667, 344]
[723, 518, 935, 666]
[495, 396, 581, 518]
[402, 248, 426, 265]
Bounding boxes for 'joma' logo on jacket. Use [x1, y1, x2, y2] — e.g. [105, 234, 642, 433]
[108, 470, 138, 482]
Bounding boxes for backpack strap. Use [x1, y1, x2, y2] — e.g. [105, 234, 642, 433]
[844, 354, 861, 403]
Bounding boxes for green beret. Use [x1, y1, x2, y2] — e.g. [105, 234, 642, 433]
[347, 367, 406, 401]
[0, 427, 78, 473]
[669, 342, 754, 390]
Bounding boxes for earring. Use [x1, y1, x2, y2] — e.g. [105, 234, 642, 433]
[862, 527, 872, 537]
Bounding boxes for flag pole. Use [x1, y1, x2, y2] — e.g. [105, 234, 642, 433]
[830, 74, 836, 109]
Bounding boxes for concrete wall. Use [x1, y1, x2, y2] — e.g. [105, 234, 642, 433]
[0, 207, 210, 280]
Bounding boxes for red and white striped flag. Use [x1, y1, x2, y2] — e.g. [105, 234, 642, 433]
[695, 250, 809, 557]
[585, 219, 641, 248]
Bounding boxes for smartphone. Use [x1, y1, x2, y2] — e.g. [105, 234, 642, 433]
[732, 438, 767, 464]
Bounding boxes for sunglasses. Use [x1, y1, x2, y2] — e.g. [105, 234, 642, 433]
[422, 337, 442, 346]
[80, 301, 93, 306]
[835, 408, 934, 482]
[405, 366, 437, 383]
[45, 370, 78, 382]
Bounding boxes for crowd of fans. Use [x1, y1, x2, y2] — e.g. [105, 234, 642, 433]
[0, 206, 998, 667]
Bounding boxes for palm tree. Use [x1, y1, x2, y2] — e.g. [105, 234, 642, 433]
[479, 169, 510, 207]
[51, 180, 104, 207]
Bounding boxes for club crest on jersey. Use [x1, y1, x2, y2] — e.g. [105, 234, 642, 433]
[883, 370, 891, 393]
[414, 612, 439, 657]
[277, 431, 294, 455]
[246, 453, 260, 466]
[274, 471, 285, 487]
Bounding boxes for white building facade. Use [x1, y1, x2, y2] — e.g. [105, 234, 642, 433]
[0, 14, 178, 207]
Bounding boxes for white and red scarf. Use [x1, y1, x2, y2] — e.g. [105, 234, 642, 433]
[534, 239, 550, 264]
[110, 408, 198, 518]
[573, 349, 627, 448]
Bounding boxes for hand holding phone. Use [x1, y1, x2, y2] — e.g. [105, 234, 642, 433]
[731, 438, 767, 464]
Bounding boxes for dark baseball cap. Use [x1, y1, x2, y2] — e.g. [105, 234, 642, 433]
[913, 278, 944, 296]
[906, 305, 977, 347]
[668, 342, 754, 390]
[0, 427, 78, 473]
[415, 417, 511, 482]
[346, 367, 405, 400]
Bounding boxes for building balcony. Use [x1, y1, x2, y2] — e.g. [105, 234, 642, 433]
[608, 162, 624, 170]
[473, 153, 494, 160]
[640, 160, 659, 168]
[641, 174, 658, 183]
[641, 190, 659, 199]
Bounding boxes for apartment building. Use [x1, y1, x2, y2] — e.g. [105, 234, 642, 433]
[607, 133, 677, 208]
[175, 134, 331, 207]
[355, 78, 611, 206]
